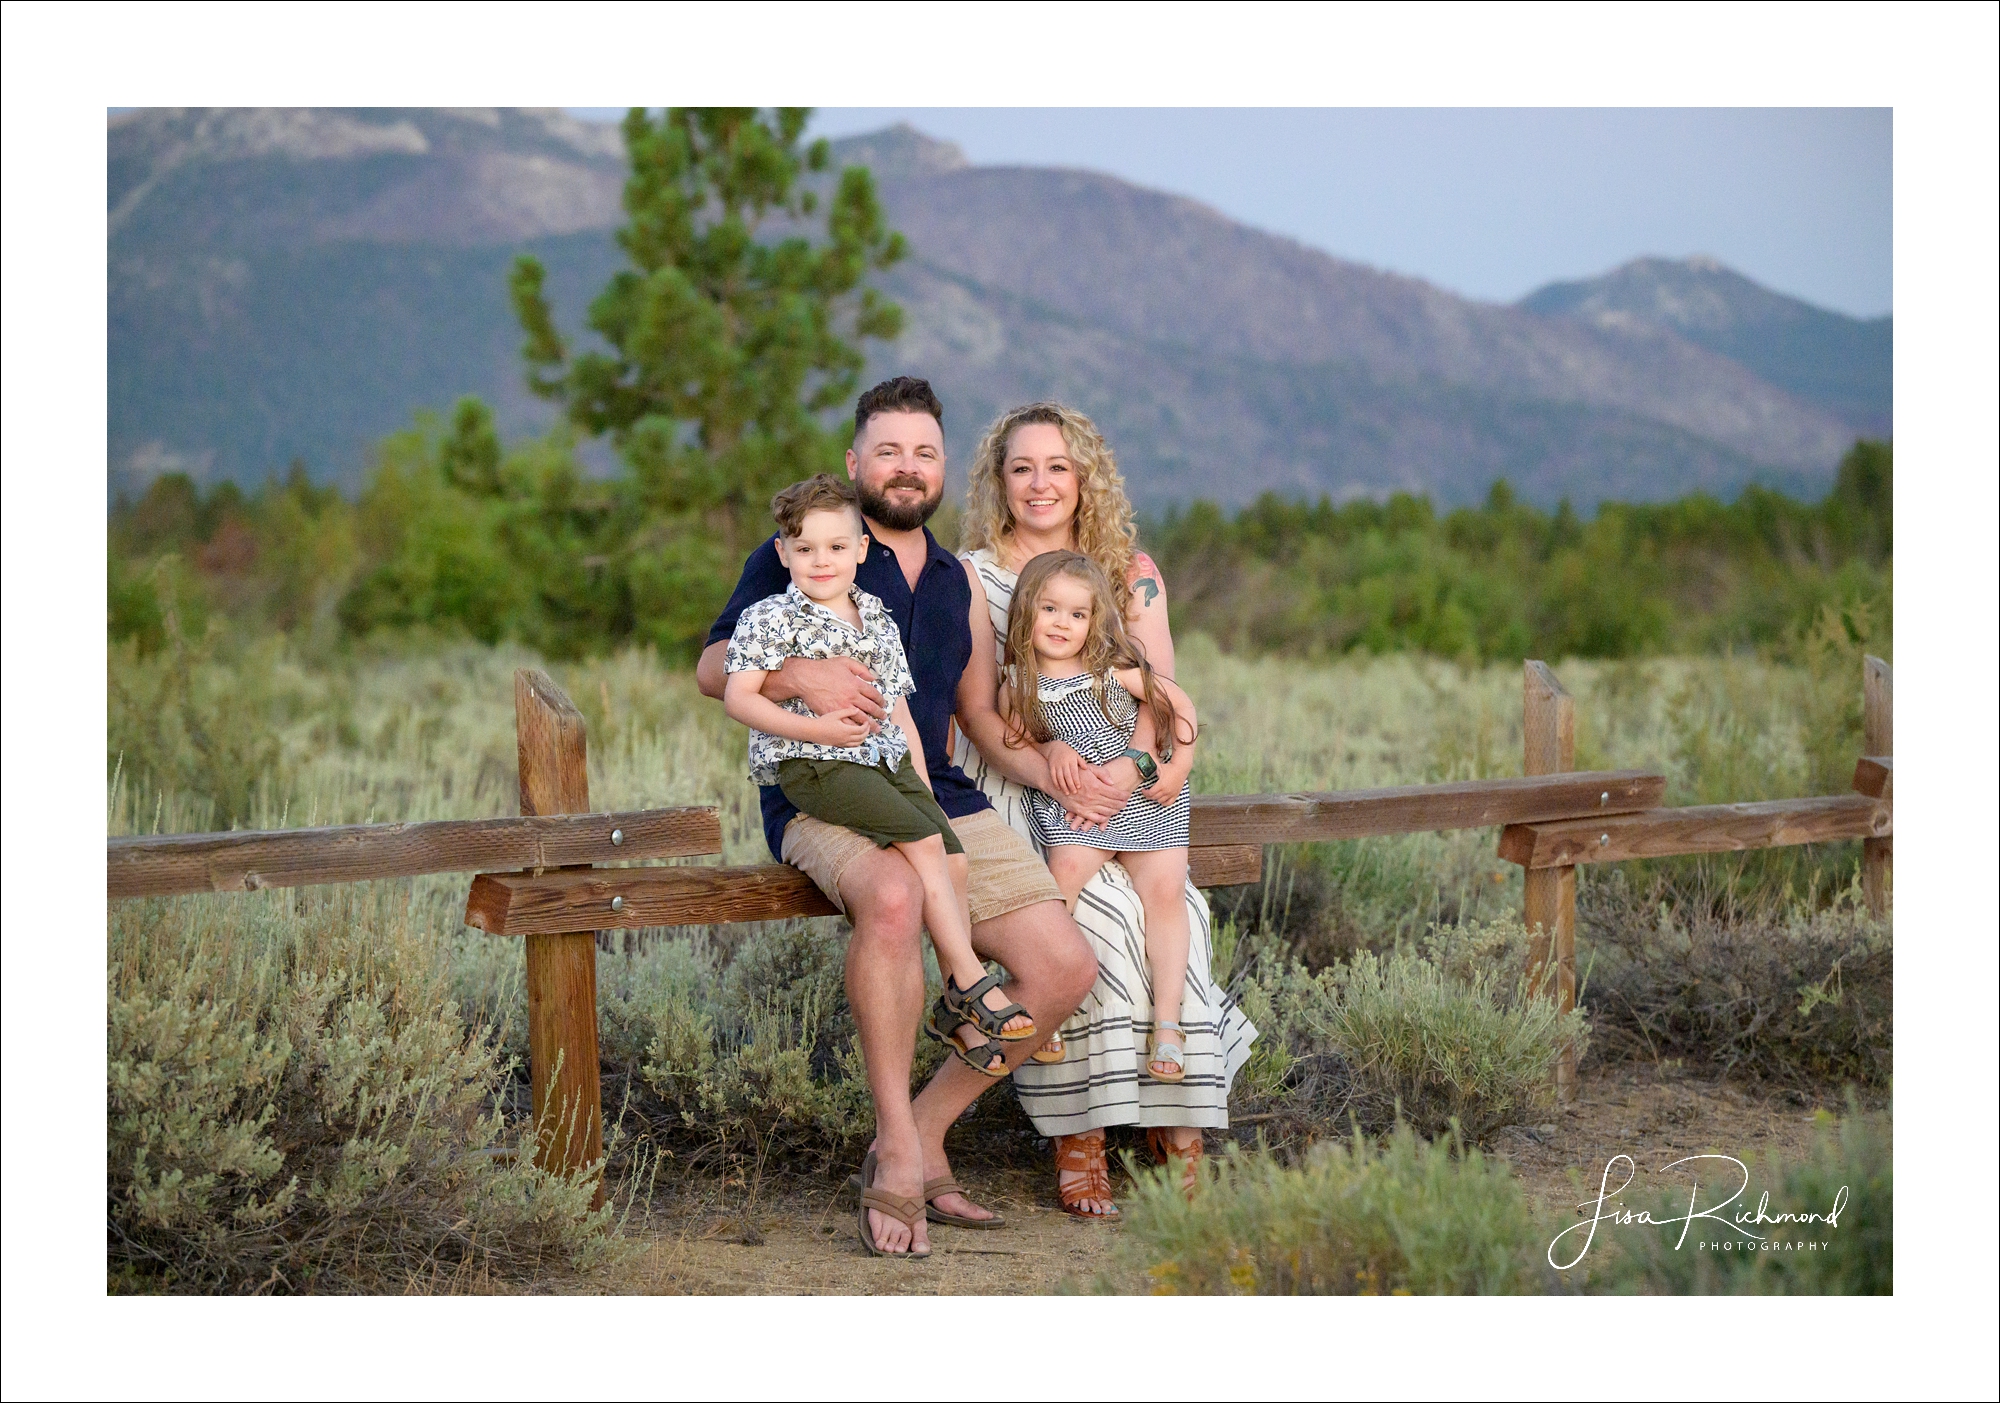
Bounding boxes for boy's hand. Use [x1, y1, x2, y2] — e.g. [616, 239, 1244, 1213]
[808, 707, 872, 749]
[1044, 740, 1088, 795]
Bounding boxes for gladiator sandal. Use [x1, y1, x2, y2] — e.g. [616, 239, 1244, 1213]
[1029, 1025, 1067, 1064]
[1053, 1132, 1119, 1219]
[1146, 1127, 1206, 1201]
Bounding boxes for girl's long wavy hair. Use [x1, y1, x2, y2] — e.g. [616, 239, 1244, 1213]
[960, 402, 1141, 620]
[1003, 551, 1192, 761]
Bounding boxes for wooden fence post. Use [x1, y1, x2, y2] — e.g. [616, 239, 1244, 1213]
[1523, 660, 1578, 1104]
[1862, 655, 1892, 918]
[514, 668, 605, 1199]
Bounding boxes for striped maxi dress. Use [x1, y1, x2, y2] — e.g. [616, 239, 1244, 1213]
[952, 548, 1257, 1133]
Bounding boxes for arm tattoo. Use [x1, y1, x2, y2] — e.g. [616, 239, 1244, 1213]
[1136, 575, 1160, 607]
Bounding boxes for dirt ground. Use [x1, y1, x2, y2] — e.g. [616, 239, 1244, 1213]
[548, 1062, 1862, 1295]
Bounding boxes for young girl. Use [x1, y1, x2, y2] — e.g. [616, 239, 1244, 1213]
[1000, 550, 1199, 1083]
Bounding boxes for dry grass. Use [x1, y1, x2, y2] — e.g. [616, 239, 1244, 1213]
[106, 632, 1887, 1291]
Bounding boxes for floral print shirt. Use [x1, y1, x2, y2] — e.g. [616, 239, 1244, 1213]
[724, 583, 917, 785]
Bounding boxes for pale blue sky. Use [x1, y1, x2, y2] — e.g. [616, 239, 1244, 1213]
[571, 107, 1892, 318]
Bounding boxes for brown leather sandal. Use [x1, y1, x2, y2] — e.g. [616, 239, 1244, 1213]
[1145, 1127, 1205, 1200]
[1054, 1132, 1120, 1219]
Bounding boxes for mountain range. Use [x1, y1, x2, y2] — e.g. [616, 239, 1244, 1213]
[108, 108, 1889, 509]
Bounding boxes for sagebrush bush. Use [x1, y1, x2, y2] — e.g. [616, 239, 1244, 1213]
[1229, 914, 1587, 1147]
[449, 919, 950, 1176]
[1105, 1127, 1550, 1295]
[1600, 1100, 1891, 1295]
[109, 884, 621, 1293]
[1579, 869, 1891, 1086]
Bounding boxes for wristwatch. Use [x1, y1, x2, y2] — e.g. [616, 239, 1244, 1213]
[1120, 748, 1160, 788]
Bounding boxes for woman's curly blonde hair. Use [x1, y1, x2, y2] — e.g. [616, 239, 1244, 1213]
[960, 401, 1140, 618]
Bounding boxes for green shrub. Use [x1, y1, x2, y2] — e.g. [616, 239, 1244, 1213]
[451, 920, 936, 1176]
[1229, 914, 1587, 1148]
[1579, 869, 1891, 1086]
[1105, 1126, 1550, 1295]
[1600, 1100, 1890, 1295]
[110, 884, 620, 1293]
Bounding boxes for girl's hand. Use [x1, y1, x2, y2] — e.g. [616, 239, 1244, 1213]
[1044, 740, 1089, 795]
[808, 707, 872, 749]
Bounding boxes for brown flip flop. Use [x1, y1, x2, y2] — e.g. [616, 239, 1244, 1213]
[924, 1176, 1007, 1230]
[855, 1149, 930, 1258]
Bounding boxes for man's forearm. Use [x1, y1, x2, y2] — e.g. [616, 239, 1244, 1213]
[697, 641, 805, 705]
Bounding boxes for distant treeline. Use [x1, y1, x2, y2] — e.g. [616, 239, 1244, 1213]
[110, 413, 1889, 665]
[1148, 440, 1890, 662]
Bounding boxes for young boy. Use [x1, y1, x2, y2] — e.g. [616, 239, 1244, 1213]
[722, 474, 1035, 1076]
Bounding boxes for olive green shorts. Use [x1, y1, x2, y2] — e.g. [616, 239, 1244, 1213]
[774, 754, 963, 854]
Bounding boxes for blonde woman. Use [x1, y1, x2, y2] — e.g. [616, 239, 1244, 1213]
[952, 402, 1258, 1217]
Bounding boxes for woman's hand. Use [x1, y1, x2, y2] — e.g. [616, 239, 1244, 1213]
[1043, 740, 1089, 795]
[1049, 761, 1139, 830]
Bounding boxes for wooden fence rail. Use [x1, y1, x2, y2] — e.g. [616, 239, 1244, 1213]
[106, 656, 1890, 1173]
[108, 808, 723, 899]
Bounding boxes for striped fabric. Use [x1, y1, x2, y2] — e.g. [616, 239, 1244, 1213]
[954, 549, 1257, 1134]
[1027, 670, 1192, 852]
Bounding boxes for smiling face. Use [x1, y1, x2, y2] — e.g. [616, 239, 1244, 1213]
[848, 409, 945, 532]
[1030, 571, 1096, 665]
[775, 506, 867, 604]
[1003, 422, 1079, 540]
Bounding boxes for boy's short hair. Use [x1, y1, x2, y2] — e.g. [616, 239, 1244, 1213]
[771, 473, 863, 539]
[854, 376, 943, 440]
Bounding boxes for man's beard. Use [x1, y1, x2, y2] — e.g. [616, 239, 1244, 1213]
[856, 474, 943, 532]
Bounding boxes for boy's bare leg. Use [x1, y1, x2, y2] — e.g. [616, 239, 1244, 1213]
[836, 845, 932, 1255]
[908, 898, 1099, 1223]
[1121, 848, 1192, 1073]
[1043, 844, 1115, 910]
[947, 851, 973, 955]
[892, 835, 1030, 1049]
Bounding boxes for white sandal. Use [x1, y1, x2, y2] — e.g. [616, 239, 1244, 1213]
[1148, 1022, 1186, 1083]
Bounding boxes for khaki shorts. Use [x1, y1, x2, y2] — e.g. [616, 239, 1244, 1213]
[782, 805, 1063, 925]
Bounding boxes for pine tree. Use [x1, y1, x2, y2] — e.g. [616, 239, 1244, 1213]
[510, 108, 904, 656]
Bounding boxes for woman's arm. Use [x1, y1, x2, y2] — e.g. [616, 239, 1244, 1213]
[1126, 551, 1176, 680]
[1112, 667, 1197, 805]
[723, 671, 870, 748]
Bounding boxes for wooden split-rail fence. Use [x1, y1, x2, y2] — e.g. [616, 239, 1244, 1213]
[108, 658, 1893, 1186]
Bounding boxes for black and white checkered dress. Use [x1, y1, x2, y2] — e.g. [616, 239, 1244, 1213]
[1026, 671, 1192, 851]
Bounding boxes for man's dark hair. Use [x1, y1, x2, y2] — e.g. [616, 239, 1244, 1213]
[853, 376, 943, 439]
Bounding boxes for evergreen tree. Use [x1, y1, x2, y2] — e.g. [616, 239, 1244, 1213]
[510, 107, 904, 655]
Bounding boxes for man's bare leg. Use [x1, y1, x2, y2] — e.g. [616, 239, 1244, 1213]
[837, 845, 932, 1255]
[909, 898, 1098, 1223]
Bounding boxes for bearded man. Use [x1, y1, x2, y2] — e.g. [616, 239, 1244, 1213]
[696, 376, 1099, 1258]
